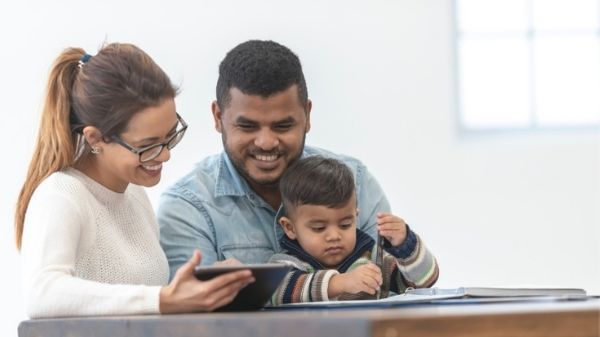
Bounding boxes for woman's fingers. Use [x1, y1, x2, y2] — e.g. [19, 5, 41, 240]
[202, 272, 255, 311]
[211, 269, 253, 287]
[203, 270, 254, 296]
[175, 250, 202, 279]
[207, 279, 252, 311]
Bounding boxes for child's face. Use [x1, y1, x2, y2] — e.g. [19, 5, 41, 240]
[280, 195, 357, 268]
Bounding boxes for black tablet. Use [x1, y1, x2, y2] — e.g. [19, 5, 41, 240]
[194, 263, 291, 311]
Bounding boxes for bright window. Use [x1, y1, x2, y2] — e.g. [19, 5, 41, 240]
[456, 0, 600, 130]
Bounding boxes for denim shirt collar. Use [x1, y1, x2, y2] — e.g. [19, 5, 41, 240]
[214, 152, 248, 197]
[217, 153, 286, 214]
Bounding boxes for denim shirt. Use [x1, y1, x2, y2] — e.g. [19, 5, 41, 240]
[157, 146, 391, 279]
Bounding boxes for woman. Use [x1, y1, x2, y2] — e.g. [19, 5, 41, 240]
[15, 43, 253, 318]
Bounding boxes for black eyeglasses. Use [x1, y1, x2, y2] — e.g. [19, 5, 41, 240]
[111, 113, 188, 163]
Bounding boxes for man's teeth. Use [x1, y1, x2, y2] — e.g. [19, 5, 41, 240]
[142, 163, 162, 171]
[255, 154, 278, 161]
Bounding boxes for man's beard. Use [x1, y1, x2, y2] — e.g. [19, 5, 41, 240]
[222, 131, 306, 189]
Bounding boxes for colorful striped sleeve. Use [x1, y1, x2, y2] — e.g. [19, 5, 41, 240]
[268, 253, 339, 305]
[384, 228, 439, 291]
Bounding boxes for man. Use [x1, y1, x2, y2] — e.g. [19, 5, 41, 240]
[158, 40, 437, 282]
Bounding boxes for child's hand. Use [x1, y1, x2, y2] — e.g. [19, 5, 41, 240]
[332, 263, 383, 296]
[377, 212, 407, 247]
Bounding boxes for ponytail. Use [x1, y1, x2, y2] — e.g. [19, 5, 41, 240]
[15, 48, 85, 249]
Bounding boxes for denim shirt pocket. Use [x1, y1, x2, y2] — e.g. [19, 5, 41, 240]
[220, 243, 276, 264]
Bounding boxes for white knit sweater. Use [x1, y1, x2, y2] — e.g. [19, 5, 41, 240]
[21, 168, 169, 318]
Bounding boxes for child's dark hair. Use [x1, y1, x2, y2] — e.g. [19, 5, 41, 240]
[280, 156, 355, 213]
[216, 40, 308, 110]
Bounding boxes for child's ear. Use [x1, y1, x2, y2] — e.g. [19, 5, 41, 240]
[279, 216, 297, 240]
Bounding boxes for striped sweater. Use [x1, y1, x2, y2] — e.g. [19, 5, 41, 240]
[269, 227, 439, 305]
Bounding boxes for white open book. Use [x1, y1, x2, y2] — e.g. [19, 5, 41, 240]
[404, 287, 587, 298]
[271, 287, 588, 309]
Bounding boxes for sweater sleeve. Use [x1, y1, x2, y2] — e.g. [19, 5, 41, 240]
[21, 187, 161, 318]
[268, 254, 339, 305]
[384, 227, 439, 291]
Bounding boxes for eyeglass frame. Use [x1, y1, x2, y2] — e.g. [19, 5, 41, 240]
[110, 113, 188, 163]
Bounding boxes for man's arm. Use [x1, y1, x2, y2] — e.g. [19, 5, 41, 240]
[158, 190, 219, 280]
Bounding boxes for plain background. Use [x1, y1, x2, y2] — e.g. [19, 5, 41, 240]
[1, 1, 598, 336]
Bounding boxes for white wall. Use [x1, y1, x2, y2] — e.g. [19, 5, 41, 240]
[1, 1, 598, 336]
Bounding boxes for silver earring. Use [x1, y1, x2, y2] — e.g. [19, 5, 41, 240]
[91, 146, 101, 154]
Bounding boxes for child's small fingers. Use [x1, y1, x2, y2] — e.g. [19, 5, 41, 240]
[377, 213, 398, 222]
[362, 279, 378, 294]
[384, 216, 406, 226]
[368, 269, 383, 284]
[368, 267, 384, 281]
[367, 276, 381, 290]
[362, 270, 382, 286]
[378, 221, 404, 231]
[365, 263, 380, 272]
[380, 227, 405, 236]
[379, 229, 397, 238]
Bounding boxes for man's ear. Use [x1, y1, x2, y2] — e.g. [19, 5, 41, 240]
[279, 216, 297, 240]
[304, 99, 312, 133]
[211, 101, 223, 133]
[82, 126, 104, 148]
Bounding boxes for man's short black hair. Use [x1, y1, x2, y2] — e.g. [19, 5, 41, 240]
[280, 156, 355, 214]
[216, 40, 308, 110]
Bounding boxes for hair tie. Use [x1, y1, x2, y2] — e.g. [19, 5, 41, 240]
[78, 54, 92, 68]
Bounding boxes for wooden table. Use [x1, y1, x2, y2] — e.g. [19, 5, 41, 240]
[18, 298, 600, 337]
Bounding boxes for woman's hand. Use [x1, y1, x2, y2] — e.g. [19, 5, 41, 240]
[159, 250, 255, 314]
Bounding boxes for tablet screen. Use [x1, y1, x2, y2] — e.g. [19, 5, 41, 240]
[194, 263, 291, 311]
